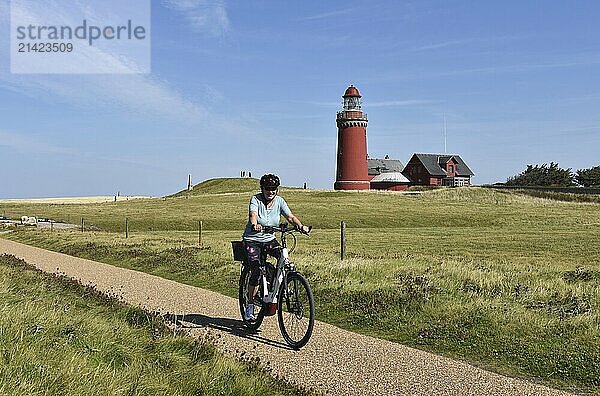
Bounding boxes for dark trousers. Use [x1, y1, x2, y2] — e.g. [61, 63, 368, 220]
[244, 239, 282, 287]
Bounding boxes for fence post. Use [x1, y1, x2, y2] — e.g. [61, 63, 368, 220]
[81, 218, 84, 232]
[125, 218, 129, 239]
[340, 220, 346, 260]
[50, 220, 53, 232]
[198, 220, 203, 247]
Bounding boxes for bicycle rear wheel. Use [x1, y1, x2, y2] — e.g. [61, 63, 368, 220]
[239, 265, 264, 330]
[277, 272, 314, 349]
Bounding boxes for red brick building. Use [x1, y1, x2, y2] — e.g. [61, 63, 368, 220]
[403, 153, 474, 187]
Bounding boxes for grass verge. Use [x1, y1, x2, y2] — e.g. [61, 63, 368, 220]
[0, 253, 307, 396]
[2, 183, 600, 394]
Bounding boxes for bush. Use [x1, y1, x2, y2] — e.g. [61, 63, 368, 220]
[576, 166, 600, 187]
[506, 162, 575, 187]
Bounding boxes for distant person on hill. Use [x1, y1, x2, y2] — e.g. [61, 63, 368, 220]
[242, 173, 310, 321]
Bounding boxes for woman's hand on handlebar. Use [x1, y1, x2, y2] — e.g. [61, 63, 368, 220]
[252, 223, 263, 232]
[298, 225, 312, 235]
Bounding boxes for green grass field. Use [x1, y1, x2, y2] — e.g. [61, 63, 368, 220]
[0, 254, 305, 396]
[2, 178, 600, 394]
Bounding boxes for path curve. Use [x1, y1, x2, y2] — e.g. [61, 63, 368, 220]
[0, 239, 574, 396]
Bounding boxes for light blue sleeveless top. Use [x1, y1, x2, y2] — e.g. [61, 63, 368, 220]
[242, 194, 291, 243]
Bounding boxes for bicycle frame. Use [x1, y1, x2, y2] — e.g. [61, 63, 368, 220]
[259, 224, 295, 306]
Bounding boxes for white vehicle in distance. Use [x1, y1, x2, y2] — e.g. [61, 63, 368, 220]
[21, 216, 38, 226]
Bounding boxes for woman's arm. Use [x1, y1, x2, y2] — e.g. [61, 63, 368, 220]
[285, 212, 309, 233]
[249, 210, 262, 232]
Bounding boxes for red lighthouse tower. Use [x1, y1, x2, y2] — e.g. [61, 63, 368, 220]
[334, 85, 370, 190]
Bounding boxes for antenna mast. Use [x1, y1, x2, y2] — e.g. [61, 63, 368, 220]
[443, 113, 447, 154]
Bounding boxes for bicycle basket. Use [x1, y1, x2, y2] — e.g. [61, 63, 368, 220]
[231, 241, 246, 262]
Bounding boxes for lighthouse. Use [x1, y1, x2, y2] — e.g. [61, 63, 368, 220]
[334, 85, 370, 190]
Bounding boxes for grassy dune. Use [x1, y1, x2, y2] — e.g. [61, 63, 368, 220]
[168, 177, 261, 197]
[0, 254, 304, 396]
[2, 179, 600, 393]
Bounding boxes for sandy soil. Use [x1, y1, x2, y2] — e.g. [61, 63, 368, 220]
[0, 196, 153, 204]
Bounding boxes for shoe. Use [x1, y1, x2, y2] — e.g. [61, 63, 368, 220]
[244, 304, 256, 321]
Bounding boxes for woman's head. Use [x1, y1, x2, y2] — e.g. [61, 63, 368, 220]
[260, 174, 280, 200]
[260, 174, 280, 190]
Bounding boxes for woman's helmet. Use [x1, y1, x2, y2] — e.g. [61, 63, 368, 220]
[260, 174, 280, 189]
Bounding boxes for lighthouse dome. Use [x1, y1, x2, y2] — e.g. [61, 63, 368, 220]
[343, 85, 361, 98]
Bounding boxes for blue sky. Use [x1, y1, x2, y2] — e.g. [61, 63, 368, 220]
[1, 0, 599, 198]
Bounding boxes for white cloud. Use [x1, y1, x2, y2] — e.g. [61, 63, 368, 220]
[9, 0, 151, 74]
[413, 39, 473, 51]
[0, 129, 71, 155]
[300, 99, 440, 108]
[422, 53, 600, 78]
[298, 7, 358, 21]
[0, 1, 210, 123]
[0, 128, 161, 171]
[368, 100, 441, 108]
[0, 72, 209, 124]
[161, 0, 230, 37]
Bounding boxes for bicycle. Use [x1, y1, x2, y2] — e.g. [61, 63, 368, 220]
[231, 223, 315, 349]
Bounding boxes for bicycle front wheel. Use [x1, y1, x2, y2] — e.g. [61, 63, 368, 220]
[277, 272, 314, 349]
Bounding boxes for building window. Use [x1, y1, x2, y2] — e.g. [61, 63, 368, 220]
[448, 165, 454, 174]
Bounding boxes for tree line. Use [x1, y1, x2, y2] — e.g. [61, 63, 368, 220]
[505, 163, 600, 187]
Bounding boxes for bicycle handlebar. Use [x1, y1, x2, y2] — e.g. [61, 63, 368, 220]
[263, 224, 312, 235]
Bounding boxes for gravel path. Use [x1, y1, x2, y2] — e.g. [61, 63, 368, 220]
[0, 239, 575, 396]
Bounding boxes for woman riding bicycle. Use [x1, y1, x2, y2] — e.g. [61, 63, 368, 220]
[242, 173, 310, 321]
